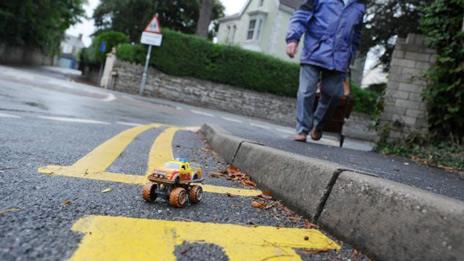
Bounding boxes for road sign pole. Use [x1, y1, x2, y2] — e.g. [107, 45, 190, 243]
[139, 45, 153, 95]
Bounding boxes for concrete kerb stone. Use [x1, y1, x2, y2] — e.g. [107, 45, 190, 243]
[319, 171, 464, 261]
[199, 124, 248, 164]
[201, 124, 464, 260]
[233, 142, 342, 221]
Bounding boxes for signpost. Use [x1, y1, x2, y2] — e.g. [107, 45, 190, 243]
[98, 41, 107, 84]
[139, 15, 163, 95]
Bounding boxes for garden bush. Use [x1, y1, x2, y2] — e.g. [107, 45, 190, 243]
[420, 0, 464, 140]
[80, 31, 129, 66]
[117, 30, 379, 114]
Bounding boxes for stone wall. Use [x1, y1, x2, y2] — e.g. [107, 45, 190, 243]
[111, 60, 377, 141]
[380, 34, 436, 141]
[0, 44, 53, 66]
[112, 60, 297, 126]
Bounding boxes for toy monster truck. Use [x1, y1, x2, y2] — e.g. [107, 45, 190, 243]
[142, 159, 203, 208]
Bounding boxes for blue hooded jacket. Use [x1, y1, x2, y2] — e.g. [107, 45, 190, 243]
[286, 0, 365, 72]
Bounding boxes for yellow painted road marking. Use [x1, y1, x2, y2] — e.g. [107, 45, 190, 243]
[38, 165, 261, 197]
[71, 215, 340, 261]
[201, 184, 261, 197]
[69, 124, 160, 174]
[145, 127, 179, 177]
[38, 123, 262, 197]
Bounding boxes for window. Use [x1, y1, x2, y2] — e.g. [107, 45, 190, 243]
[226, 24, 236, 43]
[247, 19, 257, 40]
[164, 162, 180, 169]
[226, 25, 231, 43]
[256, 19, 263, 40]
[231, 25, 237, 42]
[247, 17, 264, 41]
[259, 0, 264, 7]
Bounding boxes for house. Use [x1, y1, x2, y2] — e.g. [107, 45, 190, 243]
[57, 34, 85, 69]
[216, 0, 300, 62]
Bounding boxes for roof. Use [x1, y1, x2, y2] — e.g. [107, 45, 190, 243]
[218, 13, 241, 22]
[218, 0, 300, 23]
[279, 0, 300, 9]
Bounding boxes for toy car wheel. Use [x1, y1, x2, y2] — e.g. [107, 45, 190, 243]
[188, 185, 203, 204]
[169, 187, 188, 208]
[142, 182, 157, 202]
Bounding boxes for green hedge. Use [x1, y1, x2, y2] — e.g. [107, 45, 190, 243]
[351, 85, 381, 115]
[117, 30, 299, 96]
[80, 31, 130, 66]
[420, 0, 464, 140]
[117, 30, 379, 114]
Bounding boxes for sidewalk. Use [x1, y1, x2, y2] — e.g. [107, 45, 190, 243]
[223, 124, 464, 201]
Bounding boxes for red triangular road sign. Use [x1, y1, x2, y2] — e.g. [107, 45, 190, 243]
[144, 16, 161, 33]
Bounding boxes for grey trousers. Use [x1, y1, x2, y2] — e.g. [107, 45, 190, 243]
[296, 64, 345, 134]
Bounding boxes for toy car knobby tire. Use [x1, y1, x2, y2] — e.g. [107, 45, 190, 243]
[188, 185, 203, 204]
[142, 182, 157, 202]
[169, 187, 188, 208]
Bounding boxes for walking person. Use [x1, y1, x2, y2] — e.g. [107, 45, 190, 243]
[286, 0, 365, 142]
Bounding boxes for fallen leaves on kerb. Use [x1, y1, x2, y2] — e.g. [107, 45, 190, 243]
[251, 193, 319, 229]
[215, 165, 257, 188]
[216, 165, 320, 228]
[251, 201, 266, 209]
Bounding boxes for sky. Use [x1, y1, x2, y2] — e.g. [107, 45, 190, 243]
[67, 0, 248, 46]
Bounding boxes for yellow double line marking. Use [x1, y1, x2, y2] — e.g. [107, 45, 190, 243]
[38, 124, 261, 197]
[70, 215, 340, 260]
[38, 124, 341, 259]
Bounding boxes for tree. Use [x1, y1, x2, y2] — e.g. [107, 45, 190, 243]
[0, 0, 85, 54]
[360, 0, 433, 70]
[196, 0, 214, 38]
[93, 0, 224, 42]
[79, 31, 129, 68]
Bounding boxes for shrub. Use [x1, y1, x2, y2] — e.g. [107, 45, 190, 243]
[420, 0, 464, 140]
[351, 83, 380, 115]
[93, 31, 130, 62]
[117, 30, 379, 114]
[80, 31, 130, 66]
[118, 30, 300, 96]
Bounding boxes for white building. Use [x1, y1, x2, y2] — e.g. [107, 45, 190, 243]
[216, 0, 300, 62]
[58, 34, 85, 69]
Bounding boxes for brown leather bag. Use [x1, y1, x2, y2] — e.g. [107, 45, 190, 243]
[316, 79, 351, 97]
[343, 80, 351, 96]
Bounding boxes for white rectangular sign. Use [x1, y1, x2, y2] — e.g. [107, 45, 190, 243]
[141, 32, 163, 46]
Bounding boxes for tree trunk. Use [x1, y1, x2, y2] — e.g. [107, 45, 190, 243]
[196, 0, 214, 38]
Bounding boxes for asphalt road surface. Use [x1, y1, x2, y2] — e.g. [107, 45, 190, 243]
[2, 65, 463, 203]
[0, 65, 372, 260]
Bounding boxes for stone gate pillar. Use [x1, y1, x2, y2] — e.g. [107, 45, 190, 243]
[380, 34, 437, 141]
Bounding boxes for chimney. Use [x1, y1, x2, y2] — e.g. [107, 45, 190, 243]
[78, 34, 83, 40]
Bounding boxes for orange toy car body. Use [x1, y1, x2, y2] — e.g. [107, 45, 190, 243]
[152, 160, 203, 183]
